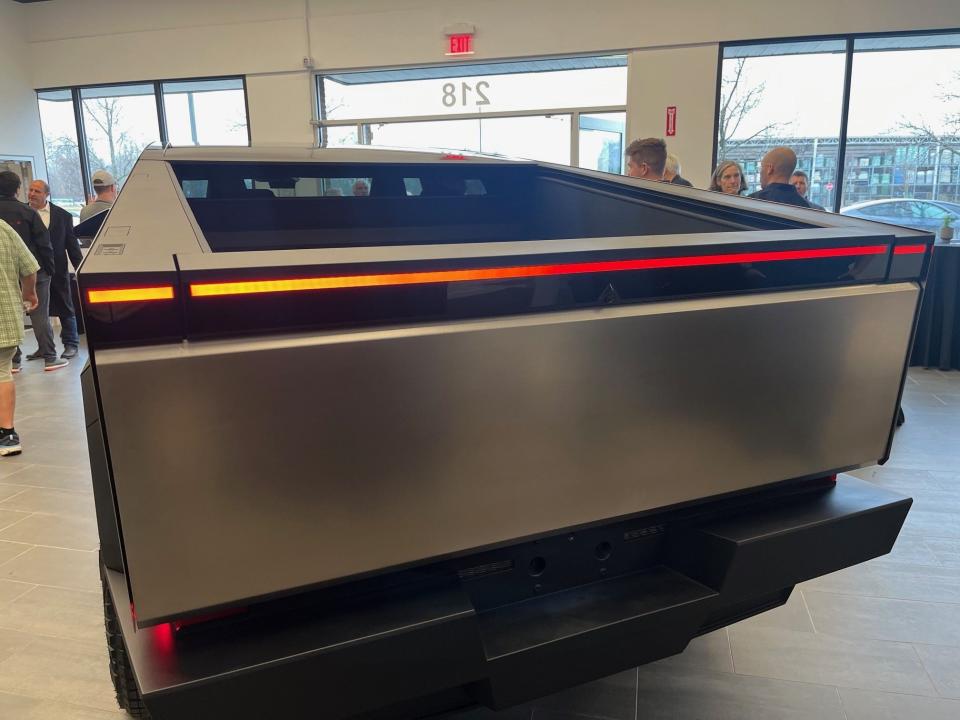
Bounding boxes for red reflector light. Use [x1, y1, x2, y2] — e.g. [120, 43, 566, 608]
[87, 286, 175, 304]
[894, 244, 926, 255]
[189, 245, 888, 299]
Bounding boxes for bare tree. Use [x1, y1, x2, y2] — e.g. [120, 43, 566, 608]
[897, 70, 960, 154]
[83, 98, 142, 182]
[717, 59, 790, 159]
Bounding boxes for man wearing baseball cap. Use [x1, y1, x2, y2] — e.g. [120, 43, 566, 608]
[79, 170, 118, 221]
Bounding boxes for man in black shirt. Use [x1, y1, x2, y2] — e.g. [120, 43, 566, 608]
[748, 148, 812, 208]
[0, 172, 60, 372]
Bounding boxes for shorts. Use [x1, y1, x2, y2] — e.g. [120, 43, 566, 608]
[0, 346, 16, 383]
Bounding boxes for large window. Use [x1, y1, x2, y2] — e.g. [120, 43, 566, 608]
[717, 32, 960, 221]
[717, 41, 846, 208]
[81, 84, 160, 189]
[842, 38, 960, 210]
[36, 76, 248, 218]
[317, 56, 626, 170]
[37, 89, 85, 218]
[162, 79, 248, 146]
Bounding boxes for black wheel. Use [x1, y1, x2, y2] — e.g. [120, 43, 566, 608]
[102, 565, 152, 719]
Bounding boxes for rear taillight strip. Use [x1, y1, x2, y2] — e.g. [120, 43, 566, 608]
[87, 286, 176, 304]
[893, 244, 927, 255]
[189, 244, 889, 298]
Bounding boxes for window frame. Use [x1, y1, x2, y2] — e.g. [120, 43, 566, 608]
[36, 75, 250, 201]
[714, 28, 960, 213]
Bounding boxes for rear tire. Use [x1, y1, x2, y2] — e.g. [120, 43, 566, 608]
[102, 564, 152, 719]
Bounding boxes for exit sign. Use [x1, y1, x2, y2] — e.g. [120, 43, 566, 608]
[447, 34, 474, 56]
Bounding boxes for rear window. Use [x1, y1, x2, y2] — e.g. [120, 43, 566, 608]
[171, 161, 528, 252]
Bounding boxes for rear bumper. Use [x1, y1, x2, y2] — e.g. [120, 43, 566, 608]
[106, 476, 909, 720]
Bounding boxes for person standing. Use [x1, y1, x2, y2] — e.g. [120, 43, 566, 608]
[664, 153, 694, 187]
[0, 219, 40, 455]
[79, 170, 118, 221]
[28, 180, 83, 359]
[790, 170, 826, 211]
[0, 172, 61, 372]
[625, 138, 668, 181]
[748, 148, 812, 208]
[709, 161, 748, 196]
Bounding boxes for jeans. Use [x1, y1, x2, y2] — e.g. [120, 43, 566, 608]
[60, 314, 79, 349]
[14, 272, 55, 363]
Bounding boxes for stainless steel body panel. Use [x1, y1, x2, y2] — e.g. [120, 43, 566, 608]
[96, 282, 919, 624]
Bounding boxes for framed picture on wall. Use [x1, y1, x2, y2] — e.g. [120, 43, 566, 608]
[0, 156, 35, 202]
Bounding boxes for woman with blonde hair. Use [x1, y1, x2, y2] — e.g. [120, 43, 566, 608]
[710, 160, 748, 195]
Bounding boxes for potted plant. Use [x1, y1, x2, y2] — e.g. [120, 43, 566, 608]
[941, 215, 955, 243]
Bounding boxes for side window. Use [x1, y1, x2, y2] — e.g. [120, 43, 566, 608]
[921, 203, 949, 220]
[403, 178, 423, 196]
[181, 180, 209, 198]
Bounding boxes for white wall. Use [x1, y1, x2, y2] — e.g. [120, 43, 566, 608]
[627, 45, 720, 189]
[0, 2, 47, 181]
[16, 0, 960, 169]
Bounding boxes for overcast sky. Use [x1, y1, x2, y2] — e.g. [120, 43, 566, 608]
[729, 48, 960, 138]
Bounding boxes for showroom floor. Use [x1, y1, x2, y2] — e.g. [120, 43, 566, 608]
[0, 342, 958, 719]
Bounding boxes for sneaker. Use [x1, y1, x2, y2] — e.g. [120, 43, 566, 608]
[11, 361, 20, 374]
[61, 346, 79, 360]
[0, 432, 21, 456]
[26, 350, 43, 361]
[44, 358, 68, 372]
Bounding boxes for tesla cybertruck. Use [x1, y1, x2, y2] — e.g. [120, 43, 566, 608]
[79, 147, 931, 719]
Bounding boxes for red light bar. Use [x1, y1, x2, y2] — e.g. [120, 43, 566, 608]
[190, 245, 888, 298]
[893, 244, 926, 255]
[87, 286, 175, 304]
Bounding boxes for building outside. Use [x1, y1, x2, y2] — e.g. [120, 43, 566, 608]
[721, 135, 960, 210]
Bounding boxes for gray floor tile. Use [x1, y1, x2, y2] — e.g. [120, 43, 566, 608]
[847, 465, 935, 492]
[0, 635, 117, 712]
[0, 484, 27, 503]
[648, 629, 734, 674]
[0, 546, 100, 592]
[0, 580, 34, 606]
[0, 691, 45, 718]
[839, 687, 960, 720]
[732, 589, 814, 633]
[925, 538, 960, 568]
[0, 508, 31, 532]
[875, 533, 943, 567]
[16, 700, 125, 719]
[0, 465, 93, 493]
[902, 509, 960, 539]
[802, 560, 960, 604]
[728, 625, 935, 695]
[804, 589, 960, 646]
[927, 471, 960, 490]
[0, 487, 95, 519]
[0, 585, 104, 643]
[0, 540, 32, 567]
[0, 512, 99, 551]
[0, 627, 34, 664]
[913, 644, 960, 699]
[634, 666, 845, 719]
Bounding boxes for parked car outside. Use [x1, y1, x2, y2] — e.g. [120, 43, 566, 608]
[840, 198, 960, 233]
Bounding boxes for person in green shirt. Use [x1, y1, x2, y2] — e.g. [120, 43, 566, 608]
[0, 218, 40, 456]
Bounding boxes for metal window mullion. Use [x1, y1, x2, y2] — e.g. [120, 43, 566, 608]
[833, 38, 855, 213]
[155, 81, 169, 147]
[570, 111, 579, 167]
[72, 87, 92, 200]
